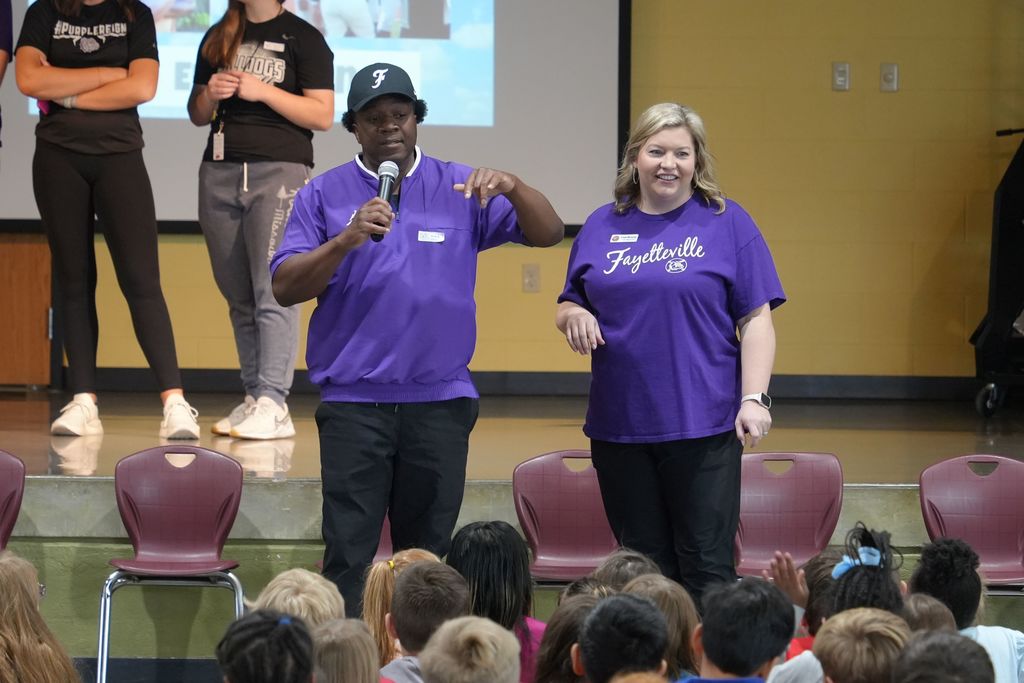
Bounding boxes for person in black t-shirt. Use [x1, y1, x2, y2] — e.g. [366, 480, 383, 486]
[16, 0, 201, 439]
[188, 0, 333, 440]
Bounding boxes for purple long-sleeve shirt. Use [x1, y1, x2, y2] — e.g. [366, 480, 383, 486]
[271, 147, 526, 403]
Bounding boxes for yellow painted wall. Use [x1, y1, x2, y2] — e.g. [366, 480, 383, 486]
[95, 1, 1024, 376]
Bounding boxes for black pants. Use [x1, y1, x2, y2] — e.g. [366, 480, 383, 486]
[32, 141, 181, 392]
[316, 398, 479, 615]
[591, 431, 743, 607]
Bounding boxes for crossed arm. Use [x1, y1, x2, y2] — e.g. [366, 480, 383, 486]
[16, 45, 157, 110]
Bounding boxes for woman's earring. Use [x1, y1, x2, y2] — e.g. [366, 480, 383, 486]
[631, 166, 638, 184]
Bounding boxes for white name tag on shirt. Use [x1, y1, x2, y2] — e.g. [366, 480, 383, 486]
[418, 230, 445, 243]
[610, 234, 639, 243]
[263, 41, 285, 52]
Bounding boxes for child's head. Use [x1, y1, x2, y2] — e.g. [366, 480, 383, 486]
[573, 593, 668, 683]
[694, 578, 793, 679]
[0, 551, 79, 683]
[801, 548, 844, 635]
[534, 594, 600, 683]
[389, 561, 471, 655]
[559, 575, 614, 604]
[312, 618, 378, 683]
[420, 616, 521, 683]
[216, 610, 313, 683]
[362, 548, 440, 666]
[812, 607, 910, 683]
[900, 592, 957, 633]
[622, 573, 699, 678]
[250, 568, 345, 628]
[445, 521, 533, 631]
[908, 537, 981, 629]
[591, 549, 661, 591]
[891, 630, 994, 683]
[830, 523, 904, 615]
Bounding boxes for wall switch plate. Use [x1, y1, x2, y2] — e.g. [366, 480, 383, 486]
[880, 63, 899, 92]
[832, 62, 850, 91]
[522, 263, 541, 293]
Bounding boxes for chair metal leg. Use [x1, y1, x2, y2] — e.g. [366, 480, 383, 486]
[96, 570, 128, 683]
[219, 571, 246, 618]
[95, 568, 245, 683]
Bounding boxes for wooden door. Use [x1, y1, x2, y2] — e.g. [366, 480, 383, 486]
[0, 235, 51, 386]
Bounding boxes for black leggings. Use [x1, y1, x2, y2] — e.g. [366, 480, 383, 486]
[32, 141, 182, 392]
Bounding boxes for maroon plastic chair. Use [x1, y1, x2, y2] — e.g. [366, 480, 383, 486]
[919, 454, 1024, 591]
[0, 450, 26, 550]
[735, 452, 843, 576]
[96, 446, 244, 683]
[513, 450, 619, 581]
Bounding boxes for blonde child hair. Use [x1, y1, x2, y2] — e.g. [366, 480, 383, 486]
[420, 616, 521, 683]
[251, 568, 345, 628]
[313, 618, 379, 683]
[362, 548, 441, 666]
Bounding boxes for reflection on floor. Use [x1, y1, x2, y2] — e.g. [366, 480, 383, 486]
[2, 390, 1023, 484]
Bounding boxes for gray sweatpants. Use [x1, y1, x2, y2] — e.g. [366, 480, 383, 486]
[198, 161, 308, 404]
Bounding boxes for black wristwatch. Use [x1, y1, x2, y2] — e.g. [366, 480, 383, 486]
[741, 392, 772, 410]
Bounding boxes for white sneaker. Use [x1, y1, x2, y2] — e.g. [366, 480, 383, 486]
[212, 396, 256, 435]
[230, 396, 296, 440]
[50, 394, 103, 436]
[160, 394, 200, 440]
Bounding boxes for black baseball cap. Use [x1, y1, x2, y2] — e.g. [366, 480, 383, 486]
[347, 63, 417, 112]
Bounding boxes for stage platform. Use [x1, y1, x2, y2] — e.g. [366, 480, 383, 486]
[4, 390, 1024, 661]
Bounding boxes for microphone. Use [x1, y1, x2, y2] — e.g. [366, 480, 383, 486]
[372, 160, 400, 242]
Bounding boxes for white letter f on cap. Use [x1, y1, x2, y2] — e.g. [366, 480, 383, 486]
[371, 68, 389, 89]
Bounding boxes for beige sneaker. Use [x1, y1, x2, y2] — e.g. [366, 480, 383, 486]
[212, 396, 256, 435]
[230, 396, 296, 440]
[50, 394, 103, 436]
[160, 394, 200, 440]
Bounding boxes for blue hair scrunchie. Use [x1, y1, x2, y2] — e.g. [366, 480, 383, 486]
[278, 616, 292, 626]
[831, 546, 882, 579]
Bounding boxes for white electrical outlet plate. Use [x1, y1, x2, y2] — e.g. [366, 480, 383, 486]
[832, 62, 850, 91]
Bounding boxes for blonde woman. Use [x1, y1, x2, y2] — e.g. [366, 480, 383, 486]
[556, 102, 785, 606]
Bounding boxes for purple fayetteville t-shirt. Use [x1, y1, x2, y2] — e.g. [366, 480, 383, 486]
[559, 196, 785, 443]
[271, 147, 526, 403]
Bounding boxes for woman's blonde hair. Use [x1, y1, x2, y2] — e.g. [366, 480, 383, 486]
[0, 551, 79, 683]
[250, 568, 345, 628]
[613, 102, 725, 215]
[313, 618, 379, 683]
[362, 548, 441, 666]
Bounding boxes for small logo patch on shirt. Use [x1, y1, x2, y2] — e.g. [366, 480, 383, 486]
[610, 234, 639, 243]
[263, 41, 285, 52]
[418, 230, 445, 243]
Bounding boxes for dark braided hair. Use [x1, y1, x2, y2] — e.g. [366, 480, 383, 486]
[830, 523, 904, 615]
[216, 609, 313, 683]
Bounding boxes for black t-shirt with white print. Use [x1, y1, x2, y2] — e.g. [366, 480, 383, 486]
[17, 0, 158, 154]
[193, 11, 333, 166]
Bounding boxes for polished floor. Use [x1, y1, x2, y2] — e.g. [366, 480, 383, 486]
[2, 390, 1024, 483]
